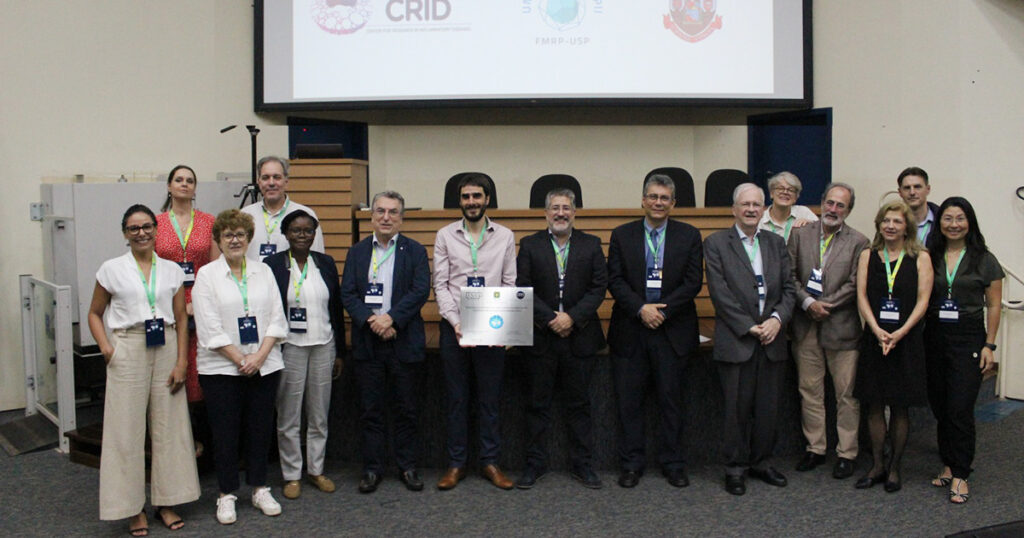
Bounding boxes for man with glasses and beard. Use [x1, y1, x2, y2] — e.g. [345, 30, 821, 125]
[433, 173, 517, 490]
[787, 183, 869, 480]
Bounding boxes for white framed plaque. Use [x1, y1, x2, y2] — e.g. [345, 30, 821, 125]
[459, 287, 533, 346]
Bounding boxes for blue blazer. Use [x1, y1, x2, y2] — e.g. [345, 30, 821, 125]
[264, 250, 346, 358]
[341, 234, 431, 363]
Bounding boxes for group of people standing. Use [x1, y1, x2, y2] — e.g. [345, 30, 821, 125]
[87, 158, 1002, 535]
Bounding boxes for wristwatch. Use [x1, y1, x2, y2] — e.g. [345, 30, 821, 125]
[984, 343, 997, 351]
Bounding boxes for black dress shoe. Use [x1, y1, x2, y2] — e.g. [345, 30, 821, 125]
[725, 474, 746, 496]
[663, 468, 690, 488]
[400, 469, 424, 491]
[570, 465, 603, 489]
[833, 458, 855, 479]
[358, 471, 382, 494]
[749, 466, 787, 487]
[854, 472, 885, 489]
[884, 469, 902, 493]
[515, 466, 548, 490]
[618, 470, 641, 488]
[795, 451, 826, 472]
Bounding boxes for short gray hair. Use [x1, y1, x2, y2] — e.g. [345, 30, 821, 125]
[732, 183, 765, 205]
[643, 174, 676, 199]
[371, 190, 406, 214]
[257, 155, 289, 177]
[545, 188, 576, 209]
[821, 182, 856, 211]
[767, 171, 801, 193]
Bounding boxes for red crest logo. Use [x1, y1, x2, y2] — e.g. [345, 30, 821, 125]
[664, 0, 722, 43]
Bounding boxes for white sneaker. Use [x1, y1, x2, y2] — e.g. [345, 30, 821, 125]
[252, 486, 282, 516]
[216, 494, 237, 525]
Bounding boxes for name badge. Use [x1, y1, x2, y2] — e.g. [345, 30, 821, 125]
[179, 262, 195, 287]
[238, 315, 259, 345]
[755, 274, 766, 299]
[467, 275, 485, 287]
[145, 318, 166, 348]
[806, 268, 823, 297]
[879, 298, 901, 324]
[365, 283, 384, 306]
[938, 299, 960, 323]
[259, 243, 277, 258]
[289, 307, 308, 333]
[646, 267, 663, 290]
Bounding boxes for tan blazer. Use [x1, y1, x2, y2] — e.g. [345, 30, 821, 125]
[787, 223, 869, 351]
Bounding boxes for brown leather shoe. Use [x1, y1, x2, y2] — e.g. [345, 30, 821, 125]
[282, 480, 300, 499]
[307, 474, 336, 493]
[481, 464, 514, 490]
[437, 467, 466, 490]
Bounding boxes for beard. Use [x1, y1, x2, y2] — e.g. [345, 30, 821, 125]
[821, 214, 843, 228]
[462, 204, 486, 222]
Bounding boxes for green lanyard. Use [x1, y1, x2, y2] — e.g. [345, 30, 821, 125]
[743, 234, 761, 265]
[135, 253, 158, 318]
[550, 236, 571, 276]
[371, 240, 397, 282]
[918, 220, 931, 243]
[229, 259, 250, 315]
[882, 247, 906, 298]
[263, 199, 290, 237]
[645, 228, 664, 269]
[289, 252, 310, 305]
[463, 219, 488, 273]
[945, 248, 966, 299]
[819, 232, 835, 266]
[770, 218, 794, 242]
[169, 209, 195, 261]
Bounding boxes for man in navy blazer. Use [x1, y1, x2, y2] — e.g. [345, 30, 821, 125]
[704, 182, 796, 496]
[606, 174, 704, 489]
[515, 188, 607, 490]
[341, 191, 431, 494]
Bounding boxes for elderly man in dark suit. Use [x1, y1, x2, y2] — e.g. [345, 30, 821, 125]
[704, 182, 796, 496]
[788, 182, 869, 479]
[341, 190, 431, 494]
[607, 174, 704, 488]
[515, 188, 608, 490]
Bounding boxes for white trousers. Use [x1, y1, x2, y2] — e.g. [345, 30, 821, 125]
[276, 339, 335, 480]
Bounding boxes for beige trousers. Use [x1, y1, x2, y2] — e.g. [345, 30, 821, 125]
[99, 328, 200, 520]
[794, 328, 860, 459]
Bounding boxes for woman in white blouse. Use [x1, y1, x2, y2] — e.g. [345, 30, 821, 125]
[759, 171, 819, 242]
[192, 209, 288, 525]
[87, 204, 199, 536]
[264, 210, 344, 500]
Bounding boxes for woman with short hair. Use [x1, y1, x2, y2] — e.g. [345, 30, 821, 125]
[760, 171, 818, 241]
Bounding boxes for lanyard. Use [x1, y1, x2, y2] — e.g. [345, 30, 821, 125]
[135, 253, 158, 318]
[945, 248, 966, 299]
[819, 232, 835, 266]
[371, 241, 397, 282]
[289, 252, 310, 304]
[645, 227, 664, 269]
[169, 209, 195, 261]
[882, 247, 906, 298]
[229, 259, 250, 315]
[463, 219, 487, 273]
[262, 199, 290, 237]
[744, 234, 760, 266]
[550, 236, 570, 276]
[770, 218, 794, 242]
[918, 220, 931, 242]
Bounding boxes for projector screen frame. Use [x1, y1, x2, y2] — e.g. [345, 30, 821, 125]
[254, 0, 813, 114]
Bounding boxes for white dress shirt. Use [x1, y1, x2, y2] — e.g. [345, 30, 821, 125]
[285, 254, 333, 347]
[192, 255, 287, 376]
[241, 196, 325, 260]
[95, 251, 185, 329]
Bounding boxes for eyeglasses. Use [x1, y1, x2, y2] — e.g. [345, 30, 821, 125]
[772, 186, 798, 195]
[125, 223, 155, 234]
[941, 216, 968, 225]
[373, 208, 402, 217]
[644, 193, 674, 203]
[221, 232, 248, 242]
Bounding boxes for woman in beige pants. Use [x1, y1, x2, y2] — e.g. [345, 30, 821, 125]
[88, 204, 200, 536]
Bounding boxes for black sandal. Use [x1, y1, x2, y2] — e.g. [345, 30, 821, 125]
[129, 511, 148, 536]
[931, 475, 952, 487]
[949, 479, 970, 504]
[154, 506, 185, 531]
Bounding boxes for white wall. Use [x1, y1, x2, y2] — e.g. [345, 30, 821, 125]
[2, 0, 1023, 410]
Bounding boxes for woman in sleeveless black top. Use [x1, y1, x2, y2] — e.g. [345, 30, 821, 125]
[853, 201, 933, 493]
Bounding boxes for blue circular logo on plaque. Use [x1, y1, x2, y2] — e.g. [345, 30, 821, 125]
[489, 315, 504, 329]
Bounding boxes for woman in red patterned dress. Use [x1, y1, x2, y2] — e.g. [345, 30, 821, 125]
[154, 165, 219, 472]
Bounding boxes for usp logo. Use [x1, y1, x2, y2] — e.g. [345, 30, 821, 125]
[311, 0, 372, 35]
[489, 315, 504, 329]
[539, 0, 585, 31]
[664, 0, 722, 43]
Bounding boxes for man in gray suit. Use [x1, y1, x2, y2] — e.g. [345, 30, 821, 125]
[787, 182, 869, 479]
[704, 183, 796, 496]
